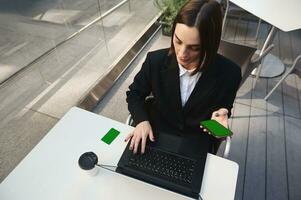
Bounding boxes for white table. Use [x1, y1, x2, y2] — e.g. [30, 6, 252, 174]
[0, 107, 239, 200]
[230, 0, 301, 78]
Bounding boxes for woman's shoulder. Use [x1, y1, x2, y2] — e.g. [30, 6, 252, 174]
[146, 48, 170, 62]
[215, 54, 241, 75]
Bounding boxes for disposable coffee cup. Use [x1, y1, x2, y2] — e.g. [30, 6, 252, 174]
[78, 152, 99, 176]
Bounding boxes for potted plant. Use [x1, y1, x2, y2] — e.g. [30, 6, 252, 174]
[154, 0, 188, 36]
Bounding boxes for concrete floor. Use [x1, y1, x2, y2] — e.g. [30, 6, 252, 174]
[93, 32, 170, 122]
[0, 0, 120, 84]
[0, 0, 123, 83]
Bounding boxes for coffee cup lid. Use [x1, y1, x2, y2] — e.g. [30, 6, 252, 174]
[78, 152, 98, 170]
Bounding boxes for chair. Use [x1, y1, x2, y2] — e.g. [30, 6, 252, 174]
[264, 55, 301, 100]
[220, 0, 261, 40]
[125, 96, 155, 127]
[218, 40, 274, 88]
[125, 96, 232, 158]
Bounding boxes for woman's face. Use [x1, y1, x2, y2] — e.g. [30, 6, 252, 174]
[173, 23, 201, 70]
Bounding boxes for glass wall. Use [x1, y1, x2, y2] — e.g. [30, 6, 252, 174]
[0, 0, 159, 117]
[0, 0, 159, 183]
[0, 0, 124, 83]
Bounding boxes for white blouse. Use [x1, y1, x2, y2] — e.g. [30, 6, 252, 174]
[178, 64, 202, 107]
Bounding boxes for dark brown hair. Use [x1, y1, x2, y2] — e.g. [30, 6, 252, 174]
[169, 0, 222, 73]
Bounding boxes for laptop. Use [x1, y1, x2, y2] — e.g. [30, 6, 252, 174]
[117, 131, 208, 199]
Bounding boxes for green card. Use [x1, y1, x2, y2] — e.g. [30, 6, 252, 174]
[101, 128, 120, 145]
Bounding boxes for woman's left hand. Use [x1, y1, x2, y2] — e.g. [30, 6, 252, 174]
[200, 108, 229, 134]
[211, 108, 229, 128]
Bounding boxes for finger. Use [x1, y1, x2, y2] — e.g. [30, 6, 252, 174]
[149, 129, 155, 142]
[200, 125, 203, 128]
[220, 108, 229, 115]
[125, 132, 133, 142]
[133, 136, 141, 154]
[203, 128, 208, 132]
[129, 134, 136, 150]
[141, 135, 147, 154]
[215, 108, 228, 117]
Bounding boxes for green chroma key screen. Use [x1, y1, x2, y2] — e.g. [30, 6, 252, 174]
[101, 128, 120, 145]
[200, 120, 233, 138]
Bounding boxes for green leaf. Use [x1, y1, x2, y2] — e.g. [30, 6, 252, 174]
[154, 0, 188, 35]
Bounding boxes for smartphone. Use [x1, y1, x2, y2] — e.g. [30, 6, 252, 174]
[200, 119, 233, 138]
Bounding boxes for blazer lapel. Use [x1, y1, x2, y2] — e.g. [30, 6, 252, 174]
[160, 54, 183, 112]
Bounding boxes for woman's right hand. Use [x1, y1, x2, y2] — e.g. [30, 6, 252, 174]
[125, 121, 155, 154]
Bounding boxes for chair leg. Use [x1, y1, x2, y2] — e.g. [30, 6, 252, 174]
[255, 18, 262, 41]
[264, 69, 291, 100]
[264, 55, 301, 100]
[221, 0, 230, 37]
[253, 26, 277, 89]
[126, 114, 133, 126]
[223, 136, 231, 158]
[252, 63, 262, 89]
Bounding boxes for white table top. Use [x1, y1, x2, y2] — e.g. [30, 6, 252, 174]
[0, 107, 239, 200]
[231, 0, 301, 32]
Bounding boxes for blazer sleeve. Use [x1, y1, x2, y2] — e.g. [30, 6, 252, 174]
[126, 53, 152, 124]
[220, 67, 242, 118]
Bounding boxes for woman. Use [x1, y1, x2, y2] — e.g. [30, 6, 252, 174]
[125, 0, 241, 154]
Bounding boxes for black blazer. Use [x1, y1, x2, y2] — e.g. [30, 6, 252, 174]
[126, 48, 241, 144]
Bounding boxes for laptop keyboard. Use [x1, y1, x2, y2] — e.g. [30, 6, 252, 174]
[126, 146, 197, 185]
